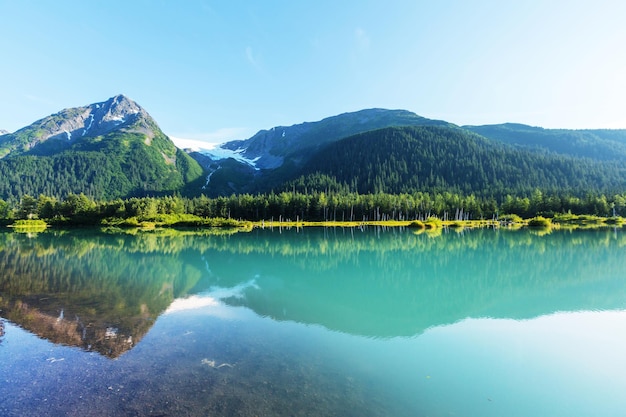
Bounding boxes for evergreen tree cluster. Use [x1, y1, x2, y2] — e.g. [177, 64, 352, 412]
[466, 123, 626, 161]
[2, 190, 625, 225]
[0, 133, 203, 202]
[296, 126, 626, 198]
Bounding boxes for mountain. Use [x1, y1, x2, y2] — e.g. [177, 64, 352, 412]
[191, 108, 454, 195]
[3, 98, 626, 203]
[464, 123, 626, 161]
[294, 125, 626, 196]
[0, 95, 148, 157]
[220, 108, 453, 169]
[187, 111, 626, 197]
[0, 129, 8, 136]
[0, 95, 204, 201]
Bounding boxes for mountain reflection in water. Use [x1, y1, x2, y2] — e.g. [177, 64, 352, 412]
[1, 226, 625, 358]
[0, 229, 207, 357]
[204, 226, 626, 337]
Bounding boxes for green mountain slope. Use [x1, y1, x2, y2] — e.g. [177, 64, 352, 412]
[291, 125, 626, 197]
[0, 95, 204, 201]
[464, 123, 626, 161]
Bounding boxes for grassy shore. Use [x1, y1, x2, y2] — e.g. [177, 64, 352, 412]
[250, 215, 624, 230]
[250, 220, 496, 229]
[5, 214, 624, 232]
[7, 219, 49, 232]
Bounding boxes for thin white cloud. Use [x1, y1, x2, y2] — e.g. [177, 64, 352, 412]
[310, 37, 321, 51]
[603, 119, 626, 129]
[245, 46, 261, 69]
[355, 27, 370, 52]
[24, 94, 56, 106]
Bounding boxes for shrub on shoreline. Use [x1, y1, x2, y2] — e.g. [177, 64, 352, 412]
[528, 216, 552, 228]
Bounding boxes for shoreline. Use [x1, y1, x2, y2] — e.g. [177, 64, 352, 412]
[5, 215, 624, 232]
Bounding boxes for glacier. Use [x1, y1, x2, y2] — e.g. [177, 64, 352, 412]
[170, 136, 260, 170]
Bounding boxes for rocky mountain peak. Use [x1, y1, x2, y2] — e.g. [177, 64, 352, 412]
[0, 95, 163, 158]
[78, 94, 150, 138]
[0, 129, 8, 135]
[23, 95, 151, 143]
[96, 94, 147, 124]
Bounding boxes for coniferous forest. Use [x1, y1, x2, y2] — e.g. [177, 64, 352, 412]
[1, 190, 625, 226]
[297, 126, 626, 197]
[2, 98, 626, 225]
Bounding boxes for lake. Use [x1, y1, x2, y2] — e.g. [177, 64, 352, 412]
[1, 226, 626, 416]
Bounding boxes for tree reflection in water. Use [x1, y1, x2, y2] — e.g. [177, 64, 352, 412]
[1, 226, 625, 356]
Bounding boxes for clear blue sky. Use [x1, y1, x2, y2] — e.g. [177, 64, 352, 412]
[1, 0, 626, 142]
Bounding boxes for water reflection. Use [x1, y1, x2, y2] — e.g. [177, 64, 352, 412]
[2, 227, 626, 416]
[0, 229, 208, 357]
[203, 227, 626, 337]
[1, 227, 625, 358]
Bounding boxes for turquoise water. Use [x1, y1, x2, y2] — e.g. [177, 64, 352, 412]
[1, 227, 626, 416]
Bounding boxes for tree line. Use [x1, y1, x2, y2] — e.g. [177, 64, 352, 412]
[2, 190, 625, 225]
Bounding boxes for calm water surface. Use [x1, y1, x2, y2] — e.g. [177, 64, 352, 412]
[1, 226, 626, 416]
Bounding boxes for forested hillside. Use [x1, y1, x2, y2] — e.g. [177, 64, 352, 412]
[0, 145, 202, 201]
[293, 126, 626, 198]
[0, 130, 203, 201]
[197, 108, 455, 196]
[465, 123, 626, 161]
[0, 96, 204, 201]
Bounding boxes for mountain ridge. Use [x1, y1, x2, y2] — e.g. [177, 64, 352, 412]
[2, 95, 626, 202]
[189, 108, 457, 195]
[212, 108, 453, 169]
[464, 123, 626, 161]
[188, 111, 626, 197]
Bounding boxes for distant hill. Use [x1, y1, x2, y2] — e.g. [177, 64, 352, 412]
[0, 95, 204, 201]
[464, 123, 626, 161]
[292, 125, 626, 196]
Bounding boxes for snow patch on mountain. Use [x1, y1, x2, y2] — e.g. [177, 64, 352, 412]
[82, 114, 94, 136]
[205, 146, 261, 169]
[170, 136, 260, 169]
[203, 166, 221, 189]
